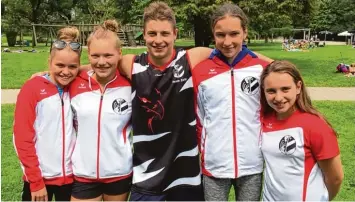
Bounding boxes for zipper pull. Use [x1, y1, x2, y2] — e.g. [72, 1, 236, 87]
[231, 68, 234, 76]
[101, 95, 103, 100]
[61, 98, 64, 106]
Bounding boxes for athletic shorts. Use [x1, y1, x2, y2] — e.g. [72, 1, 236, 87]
[22, 181, 72, 201]
[129, 185, 204, 201]
[71, 177, 132, 199]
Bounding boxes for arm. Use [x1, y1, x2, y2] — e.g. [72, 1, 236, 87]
[118, 54, 135, 80]
[13, 83, 45, 192]
[187, 47, 213, 70]
[253, 51, 274, 63]
[318, 155, 343, 200]
[310, 119, 342, 201]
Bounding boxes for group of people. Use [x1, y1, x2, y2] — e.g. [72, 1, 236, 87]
[13, 1, 343, 201]
[282, 38, 316, 51]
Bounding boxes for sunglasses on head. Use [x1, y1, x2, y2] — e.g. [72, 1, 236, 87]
[50, 40, 81, 53]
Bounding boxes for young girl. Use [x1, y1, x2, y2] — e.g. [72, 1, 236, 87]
[69, 20, 133, 201]
[192, 2, 270, 201]
[260, 60, 343, 201]
[13, 27, 81, 201]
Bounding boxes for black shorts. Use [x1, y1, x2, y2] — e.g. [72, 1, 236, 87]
[71, 177, 132, 199]
[129, 185, 204, 201]
[22, 181, 72, 201]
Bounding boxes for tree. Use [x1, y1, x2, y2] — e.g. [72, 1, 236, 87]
[74, 0, 119, 23]
[310, 0, 355, 33]
[172, 0, 230, 47]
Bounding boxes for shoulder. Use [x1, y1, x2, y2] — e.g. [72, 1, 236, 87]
[295, 112, 333, 134]
[248, 51, 271, 68]
[69, 72, 90, 99]
[187, 47, 213, 69]
[119, 54, 136, 80]
[192, 58, 215, 72]
[19, 77, 46, 95]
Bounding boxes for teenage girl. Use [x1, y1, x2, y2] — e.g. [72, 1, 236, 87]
[13, 26, 81, 201]
[192, 2, 270, 201]
[260, 60, 343, 201]
[69, 20, 133, 201]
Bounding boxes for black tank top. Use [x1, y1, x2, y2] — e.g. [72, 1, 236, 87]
[131, 49, 201, 194]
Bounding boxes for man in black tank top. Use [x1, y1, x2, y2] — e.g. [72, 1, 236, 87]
[130, 48, 202, 199]
[122, 2, 211, 201]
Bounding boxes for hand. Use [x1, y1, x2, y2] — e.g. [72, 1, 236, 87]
[30, 71, 48, 79]
[31, 187, 48, 202]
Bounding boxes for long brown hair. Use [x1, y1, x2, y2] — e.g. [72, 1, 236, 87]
[260, 60, 337, 135]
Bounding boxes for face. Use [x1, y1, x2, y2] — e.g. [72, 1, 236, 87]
[263, 72, 302, 119]
[144, 20, 177, 62]
[213, 16, 247, 62]
[89, 37, 121, 80]
[49, 49, 80, 88]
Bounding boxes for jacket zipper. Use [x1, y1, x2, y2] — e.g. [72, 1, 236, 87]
[97, 94, 103, 180]
[60, 95, 66, 183]
[96, 76, 117, 180]
[230, 66, 238, 178]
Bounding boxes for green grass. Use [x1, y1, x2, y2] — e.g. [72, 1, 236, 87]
[249, 43, 355, 87]
[1, 48, 146, 89]
[2, 101, 355, 201]
[2, 41, 355, 88]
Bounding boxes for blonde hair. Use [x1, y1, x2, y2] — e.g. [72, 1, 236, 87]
[143, 1, 176, 29]
[87, 19, 122, 49]
[260, 60, 337, 135]
[57, 26, 80, 42]
[50, 26, 81, 58]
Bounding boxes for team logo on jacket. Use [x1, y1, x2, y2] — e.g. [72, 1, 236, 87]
[279, 135, 296, 155]
[112, 98, 129, 115]
[173, 64, 184, 78]
[241, 76, 259, 95]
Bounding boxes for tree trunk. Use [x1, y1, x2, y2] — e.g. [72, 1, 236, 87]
[264, 37, 269, 43]
[193, 15, 211, 47]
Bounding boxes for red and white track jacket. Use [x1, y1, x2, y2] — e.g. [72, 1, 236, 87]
[192, 48, 270, 179]
[13, 76, 76, 192]
[69, 70, 133, 183]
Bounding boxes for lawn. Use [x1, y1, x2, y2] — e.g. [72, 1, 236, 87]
[1, 41, 355, 88]
[2, 101, 355, 201]
[249, 43, 355, 87]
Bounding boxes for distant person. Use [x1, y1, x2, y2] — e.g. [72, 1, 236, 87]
[260, 60, 343, 201]
[13, 26, 81, 201]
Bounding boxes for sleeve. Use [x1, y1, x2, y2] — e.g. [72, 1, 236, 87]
[13, 83, 45, 192]
[309, 118, 340, 161]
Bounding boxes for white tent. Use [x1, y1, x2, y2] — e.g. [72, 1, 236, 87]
[337, 31, 353, 36]
[338, 31, 353, 45]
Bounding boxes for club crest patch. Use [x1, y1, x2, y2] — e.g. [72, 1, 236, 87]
[112, 98, 129, 115]
[241, 76, 260, 95]
[279, 135, 296, 155]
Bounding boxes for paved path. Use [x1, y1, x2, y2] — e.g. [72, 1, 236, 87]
[2, 87, 355, 104]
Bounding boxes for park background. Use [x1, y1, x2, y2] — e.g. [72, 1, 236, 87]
[1, 0, 355, 201]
